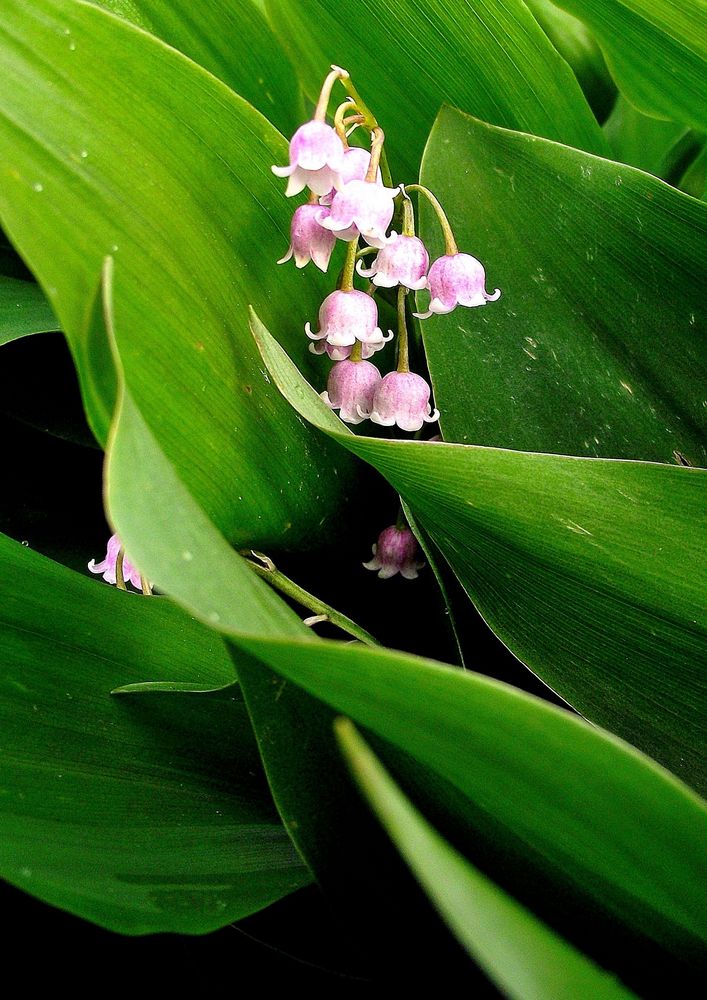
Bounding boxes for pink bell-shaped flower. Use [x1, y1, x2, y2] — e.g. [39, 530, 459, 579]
[363, 524, 425, 580]
[318, 179, 399, 249]
[319, 146, 381, 206]
[272, 121, 346, 198]
[363, 371, 439, 431]
[305, 289, 392, 348]
[357, 233, 429, 289]
[321, 359, 382, 424]
[88, 534, 144, 591]
[414, 252, 500, 319]
[277, 204, 337, 272]
[309, 338, 390, 361]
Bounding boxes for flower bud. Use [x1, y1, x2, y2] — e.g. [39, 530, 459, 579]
[363, 524, 425, 580]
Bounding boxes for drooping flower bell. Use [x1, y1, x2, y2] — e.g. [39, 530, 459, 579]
[414, 252, 501, 319]
[363, 524, 425, 580]
[363, 370, 439, 432]
[272, 121, 346, 198]
[277, 203, 336, 272]
[357, 233, 429, 289]
[305, 289, 392, 349]
[272, 67, 349, 197]
[319, 178, 398, 248]
[88, 534, 145, 591]
[321, 359, 382, 424]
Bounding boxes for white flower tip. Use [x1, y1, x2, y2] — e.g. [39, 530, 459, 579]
[412, 309, 432, 320]
[276, 246, 293, 265]
[356, 404, 371, 420]
[424, 408, 441, 424]
[271, 164, 291, 178]
[305, 321, 323, 341]
[487, 287, 501, 301]
[356, 258, 376, 278]
[320, 391, 334, 409]
[382, 329, 394, 343]
[407, 277, 428, 290]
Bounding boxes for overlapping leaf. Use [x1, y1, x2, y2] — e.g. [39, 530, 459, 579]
[252, 314, 707, 792]
[555, 0, 707, 130]
[0, 277, 58, 346]
[0, 0, 355, 548]
[0, 533, 309, 934]
[419, 107, 707, 466]
[267, 0, 607, 184]
[337, 721, 638, 999]
[93, 0, 302, 135]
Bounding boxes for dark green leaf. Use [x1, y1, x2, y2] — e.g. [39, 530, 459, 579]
[0, 0, 355, 548]
[604, 94, 690, 176]
[337, 720, 638, 999]
[0, 533, 308, 934]
[93, 0, 302, 136]
[0, 276, 58, 346]
[268, 0, 608, 184]
[419, 106, 706, 465]
[554, 0, 707, 131]
[251, 312, 707, 793]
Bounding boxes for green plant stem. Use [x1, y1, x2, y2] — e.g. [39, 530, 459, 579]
[314, 65, 348, 121]
[366, 128, 385, 183]
[115, 547, 127, 591]
[338, 76, 394, 189]
[243, 552, 379, 646]
[396, 285, 409, 372]
[401, 193, 415, 237]
[350, 339, 363, 361]
[405, 183, 458, 255]
[340, 238, 359, 291]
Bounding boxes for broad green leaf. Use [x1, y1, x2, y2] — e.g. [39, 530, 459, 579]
[0, 533, 309, 934]
[0, 0, 355, 548]
[554, 0, 707, 131]
[525, 0, 615, 121]
[267, 0, 608, 184]
[0, 277, 58, 346]
[93, 0, 302, 136]
[419, 106, 707, 466]
[337, 720, 638, 1000]
[251, 313, 707, 793]
[680, 144, 707, 200]
[604, 94, 689, 175]
[234, 631, 707, 960]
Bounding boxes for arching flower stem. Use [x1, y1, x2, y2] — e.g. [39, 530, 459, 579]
[314, 65, 349, 122]
[404, 183, 458, 256]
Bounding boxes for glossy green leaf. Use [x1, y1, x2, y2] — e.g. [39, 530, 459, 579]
[419, 106, 707, 466]
[604, 93, 689, 176]
[267, 0, 608, 184]
[0, 0, 355, 548]
[0, 276, 58, 346]
[525, 0, 615, 121]
[234, 630, 707, 959]
[554, 0, 707, 131]
[337, 720, 638, 1000]
[251, 313, 707, 793]
[0, 533, 309, 934]
[93, 0, 302, 136]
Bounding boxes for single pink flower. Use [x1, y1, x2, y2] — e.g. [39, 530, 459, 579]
[363, 525, 425, 580]
[305, 289, 393, 348]
[321, 359, 382, 424]
[88, 534, 144, 591]
[414, 252, 500, 319]
[363, 371, 439, 432]
[272, 121, 346, 197]
[319, 146, 381, 206]
[318, 179, 399, 249]
[277, 204, 337, 272]
[357, 233, 429, 289]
